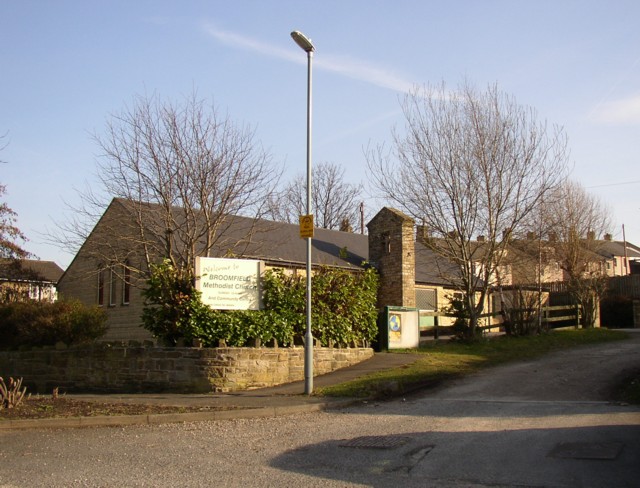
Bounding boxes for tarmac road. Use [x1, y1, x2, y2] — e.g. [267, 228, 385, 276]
[1, 330, 639, 487]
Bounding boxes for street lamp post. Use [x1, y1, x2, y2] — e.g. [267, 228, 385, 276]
[291, 30, 315, 395]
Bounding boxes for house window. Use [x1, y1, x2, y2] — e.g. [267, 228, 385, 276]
[109, 267, 117, 307]
[122, 262, 131, 305]
[415, 288, 437, 310]
[28, 284, 41, 301]
[97, 269, 105, 306]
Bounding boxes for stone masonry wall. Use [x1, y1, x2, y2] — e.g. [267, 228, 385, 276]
[0, 344, 374, 394]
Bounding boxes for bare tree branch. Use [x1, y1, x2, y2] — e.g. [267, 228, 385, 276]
[0, 184, 31, 260]
[544, 180, 612, 327]
[0, 137, 31, 260]
[368, 80, 569, 336]
[266, 161, 364, 231]
[51, 91, 281, 281]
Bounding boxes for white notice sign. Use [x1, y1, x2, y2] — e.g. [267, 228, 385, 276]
[195, 257, 263, 310]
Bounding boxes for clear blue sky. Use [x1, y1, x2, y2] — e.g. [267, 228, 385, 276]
[2, 0, 639, 268]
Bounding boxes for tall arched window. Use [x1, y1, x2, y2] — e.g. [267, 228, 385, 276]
[109, 266, 117, 307]
[97, 267, 105, 306]
[122, 261, 131, 305]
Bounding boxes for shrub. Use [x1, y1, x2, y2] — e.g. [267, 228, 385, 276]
[0, 299, 107, 350]
[141, 260, 200, 346]
[141, 262, 379, 348]
[187, 308, 296, 348]
[311, 266, 379, 347]
[445, 294, 472, 339]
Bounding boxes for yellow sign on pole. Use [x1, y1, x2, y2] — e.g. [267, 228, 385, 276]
[299, 214, 314, 239]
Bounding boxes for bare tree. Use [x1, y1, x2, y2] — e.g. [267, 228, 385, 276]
[368, 81, 568, 337]
[266, 161, 363, 231]
[545, 180, 612, 327]
[0, 135, 31, 260]
[0, 184, 31, 260]
[55, 92, 281, 280]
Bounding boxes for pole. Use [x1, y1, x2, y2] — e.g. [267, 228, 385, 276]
[290, 30, 315, 395]
[304, 48, 314, 395]
[623, 224, 629, 275]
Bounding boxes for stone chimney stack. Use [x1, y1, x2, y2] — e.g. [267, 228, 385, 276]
[416, 224, 430, 244]
[367, 208, 416, 309]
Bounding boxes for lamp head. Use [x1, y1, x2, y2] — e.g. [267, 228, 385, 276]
[291, 30, 315, 53]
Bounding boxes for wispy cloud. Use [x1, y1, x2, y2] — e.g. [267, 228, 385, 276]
[203, 24, 300, 64]
[589, 94, 640, 125]
[202, 23, 416, 94]
[317, 54, 415, 93]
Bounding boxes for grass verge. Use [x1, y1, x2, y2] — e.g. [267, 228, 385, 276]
[316, 328, 629, 399]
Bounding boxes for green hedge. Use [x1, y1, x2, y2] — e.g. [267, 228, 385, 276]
[142, 261, 379, 348]
[0, 299, 108, 350]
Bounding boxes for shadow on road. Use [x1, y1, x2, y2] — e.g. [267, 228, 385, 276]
[270, 424, 640, 488]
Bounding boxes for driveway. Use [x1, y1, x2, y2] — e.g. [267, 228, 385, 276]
[1, 331, 639, 487]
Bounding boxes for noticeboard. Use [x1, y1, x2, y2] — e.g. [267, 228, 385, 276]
[195, 257, 264, 310]
[380, 306, 420, 350]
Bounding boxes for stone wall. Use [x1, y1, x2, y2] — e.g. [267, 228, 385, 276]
[0, 343, 374, 394]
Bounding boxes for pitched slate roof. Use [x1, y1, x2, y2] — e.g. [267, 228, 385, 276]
[214, 215, 369, 270]
[595, 240, 640, 260]
[112, 198, 369, 270]
[0, 259, 64, 283]
[414, 240, 463, 286]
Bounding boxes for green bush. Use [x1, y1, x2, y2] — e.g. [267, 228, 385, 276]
[0, 299, 108, 350]
[445, 295, 472, 339]
[187, 308, 296, 348]
[311, 266, 379, 347]
[141, 262, 379, 348]
[141, 260, 200, 345]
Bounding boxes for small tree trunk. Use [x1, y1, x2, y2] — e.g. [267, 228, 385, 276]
[468, 314, 479, 339]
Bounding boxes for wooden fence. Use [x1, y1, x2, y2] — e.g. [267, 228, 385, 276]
[548, 275, 640, 299]
[607, 275, 640, 299]
[420, 304, 581, 338]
